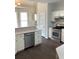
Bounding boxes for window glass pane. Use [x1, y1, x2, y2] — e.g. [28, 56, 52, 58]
[20, 12, 28, 27]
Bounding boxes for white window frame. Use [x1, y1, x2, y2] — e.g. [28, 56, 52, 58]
[20, 12, 28, 27]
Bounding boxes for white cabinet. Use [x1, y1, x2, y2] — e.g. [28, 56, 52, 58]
[37, 12, 48, 38]
[49, 27, 52, 38]
[59, 11, 64, 16]
[35, 30, 42, 46]
[56, 45, 64, 59]
[52, 11, 60, 17]
[52, 10, 64, 21]
[15, 34, 24, 53]
[52, 10, 64, 17]
[15, 30, 42, 54]
[37, 3, 48, 38]
[61, 29, 64, 42]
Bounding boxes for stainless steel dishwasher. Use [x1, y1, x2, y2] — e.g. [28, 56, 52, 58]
[24, 32, 35, 48]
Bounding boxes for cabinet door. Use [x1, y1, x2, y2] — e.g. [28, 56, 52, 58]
[61, 29, 64, 42]
[37, 13, 48, 38]
[15, 34, 24, 53]
[35, 30, 42, 45]
[15, 39, 18, 53]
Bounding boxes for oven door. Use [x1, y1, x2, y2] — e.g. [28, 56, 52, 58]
[52, 29, 60, 39]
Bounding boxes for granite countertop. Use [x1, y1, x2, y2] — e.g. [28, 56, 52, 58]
[15, 26, 40, 34]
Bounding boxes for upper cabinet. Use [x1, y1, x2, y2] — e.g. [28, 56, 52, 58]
[52, 10, 64, 21]
[59, 10, 64, 16]
[52, 10, 64, 17]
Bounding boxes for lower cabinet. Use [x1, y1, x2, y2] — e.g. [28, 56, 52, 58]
[15, 34, 24, 53]
[61, 29, 64, 42]
[15, 30, 42, 54]
[35, 30, 42, 45]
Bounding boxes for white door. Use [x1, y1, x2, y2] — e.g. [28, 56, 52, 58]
[35, 30, 42, 45]
[15, 34, 24, 53]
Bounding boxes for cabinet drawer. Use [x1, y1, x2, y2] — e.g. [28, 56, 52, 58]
[16, 34, 24, 39]
[35, 30, 42, 45]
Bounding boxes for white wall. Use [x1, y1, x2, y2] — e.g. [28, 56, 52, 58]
[48, 3, 54, 27]
[48, 0, 64, 27]
[52, 0, 64, 11]
[28, 7, 36, 26]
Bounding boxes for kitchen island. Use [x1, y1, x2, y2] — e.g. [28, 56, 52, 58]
[15, 26, 42, 54]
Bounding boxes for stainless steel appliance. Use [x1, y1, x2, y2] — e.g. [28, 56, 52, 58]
[24, 32, 34, 48]
[52, 16, 64, 40]
[52, 29, 60, 39]
[52, 26, 64, 43]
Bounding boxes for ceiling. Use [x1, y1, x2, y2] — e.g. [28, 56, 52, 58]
[15, 0, 36, 7]
[15, 0, 63, 7]
[29, 0, 61, 3]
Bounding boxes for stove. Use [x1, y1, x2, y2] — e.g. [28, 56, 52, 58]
[52, 29, 60, 39]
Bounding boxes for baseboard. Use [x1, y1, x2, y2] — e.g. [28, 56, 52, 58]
[15, 44, 42, 55]
[15, 49, 24, 56]
[15, 46, 34, 55]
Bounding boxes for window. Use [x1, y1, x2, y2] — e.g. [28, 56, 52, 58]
[20, 12, 28, 27]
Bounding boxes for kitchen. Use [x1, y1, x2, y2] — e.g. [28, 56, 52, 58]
[15, 0, 64, 59]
